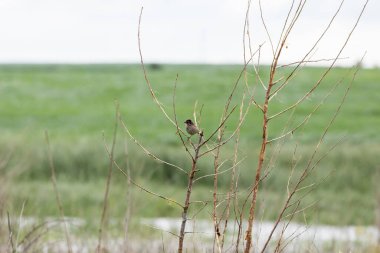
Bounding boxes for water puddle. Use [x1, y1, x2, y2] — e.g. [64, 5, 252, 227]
[3, 217, 379, 252]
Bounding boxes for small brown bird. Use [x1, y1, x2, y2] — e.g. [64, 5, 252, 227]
[184, 119, 200, 136]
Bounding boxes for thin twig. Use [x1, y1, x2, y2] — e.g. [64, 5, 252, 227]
[7, 212, 15, 253]
[199, 105, 237, 148]
[142, 224, 179, 238]
[190, 202, 208, 220]
[259, 0, 275, 57]
[15, 200, 26, 250]
[278, 57, 349, 68]
[97, 101, 119, 253]
[120, 118, 186, 173]
[222, 91, 246, 250]
[194, 157, 246, 183]
[138, 7, 178, 128]
[274, 201, 301, 253]
[45, 130, 72, 253]
[199, 93, 256, 158]
[274, 0, 296, 56]
[269, 0, 368, 115]
[123, 140, 132, 253]
[105, 144, 184, 209]
[287, 144, 299, 197]
[267, 68, 351, 143]
[172, 74, 195, 161]
[270, 0, 343, 99]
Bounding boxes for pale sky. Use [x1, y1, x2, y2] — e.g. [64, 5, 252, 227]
[0, 0, 378, 67]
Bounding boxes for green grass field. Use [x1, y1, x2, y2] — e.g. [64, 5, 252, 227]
[1, 64, 379, 234]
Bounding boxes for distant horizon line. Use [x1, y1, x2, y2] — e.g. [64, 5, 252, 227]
[0, 61, 374, 69]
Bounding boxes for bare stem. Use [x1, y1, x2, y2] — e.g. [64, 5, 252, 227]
[123, 140, 132, 253]
[178, 133, 203, 253]
[138, 7, 177, 128]
[7, 212, 15, 253]
[244, 77, 272, 253]
[96, 101, 119, 253]
[45, 131, 72, 253]
[260, 59, 363, 253]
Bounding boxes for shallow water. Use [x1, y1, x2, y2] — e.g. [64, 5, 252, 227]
[142, 218, 379, 252]
[4, 217, 379, 252]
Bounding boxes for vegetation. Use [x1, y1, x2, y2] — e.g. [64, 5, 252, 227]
[0, 65, 380, 224]
[1, 64, 379, 230]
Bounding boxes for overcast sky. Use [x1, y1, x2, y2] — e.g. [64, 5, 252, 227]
[0, 0, 378, 67]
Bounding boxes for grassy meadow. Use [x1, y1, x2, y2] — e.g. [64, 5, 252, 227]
[1, 64, 379, 239]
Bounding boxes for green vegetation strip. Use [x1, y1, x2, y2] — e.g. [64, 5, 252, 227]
[1, 64, 379, 228]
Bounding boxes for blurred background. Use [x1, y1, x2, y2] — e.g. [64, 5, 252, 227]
[0, 0, 379, 252]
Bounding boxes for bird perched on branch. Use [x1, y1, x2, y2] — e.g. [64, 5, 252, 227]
[184, 119, 201, 136]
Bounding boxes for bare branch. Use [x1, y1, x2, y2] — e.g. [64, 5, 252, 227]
[120, 118, 187, 174]
[199, 92, 256, 158]
[15, 200, 26, 250]
[178, 133, 204, 253]
[269, 0, 365, 105]
[259, 0, 275, 57]
[194, 157, 246, 183]
[190, 202, 208, 220]
[278, 57, 349, 68]
[267, 68, 351, 143]
[260, 58, 363, 253]
[283, 201, 318, 220]
[45, 131, 73, 253]
[270, 0, 306, 79]
[298, 57, 364, 185]
[97, 101, 120, 253]
[7, 212, 15, 253]
[138, 7, 177, 127]
[274, 0, 296, 56]
[199, 105, 237, 147]
[172, 74, 195, 161]
[142, 224, 179, 238]
[243, 0, 267, 94]
[269, 25, 365, 121]
[274, 201, 301, 253]
[287, 144, 299, 197]
[106, 144, 184, 209]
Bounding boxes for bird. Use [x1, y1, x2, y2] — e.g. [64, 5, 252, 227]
[184, 119, 200, 136]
